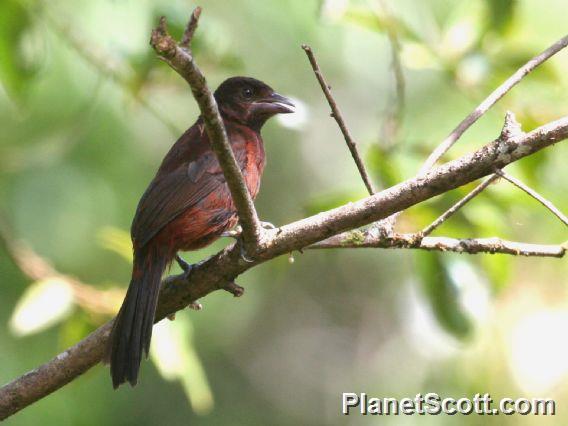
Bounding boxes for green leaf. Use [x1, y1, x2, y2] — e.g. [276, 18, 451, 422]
[480, 255, 511, 291]
[416, 252, 473, 339]
[0, 0, 36, 100]
[485, 0, 516, 34]
[341, 5, 421, 42]
[367, 145, 403, 187]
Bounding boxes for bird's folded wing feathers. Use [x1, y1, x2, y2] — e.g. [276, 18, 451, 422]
[131, 149, 246, 247]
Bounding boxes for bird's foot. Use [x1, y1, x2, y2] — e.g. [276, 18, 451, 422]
[221, 222, 275, 239]
[239, 241, 255, 263]
[175, 255, 193, 280]
[222, 280, 245, 297]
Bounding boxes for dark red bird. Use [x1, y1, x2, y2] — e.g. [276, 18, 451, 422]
[107, 77, 294, 388]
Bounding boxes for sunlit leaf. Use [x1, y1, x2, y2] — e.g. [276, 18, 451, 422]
[97, 226, 133, 263]
[10, 277, 75, 336]
[341, 4, 420, 42]
[342, 5, 384, 33]
[319, 0, 349, 21]
[150, 313, 214, 415]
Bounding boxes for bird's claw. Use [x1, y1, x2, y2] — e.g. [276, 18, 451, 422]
[239, 243, 254, 263]
[175, 255, 193, 280]
[221, 225, 242, 239]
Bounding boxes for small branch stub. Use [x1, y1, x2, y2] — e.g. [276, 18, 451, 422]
[222, 281, 245, 297]
[500, 111, 524, 140]
[180, 6, 202, 49]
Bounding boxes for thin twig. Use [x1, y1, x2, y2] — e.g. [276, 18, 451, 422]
[496, 170, 568, 227]
[150, 12, 262, 251]
[180, 6, 202, 49]
[421, 174, 499, 237]
[309, 232, 566, 258]
[302, 44, 376, 195]
[418, 34, 568, 175]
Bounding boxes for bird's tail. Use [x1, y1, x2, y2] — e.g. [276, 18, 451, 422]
[105, 244, 168, 388]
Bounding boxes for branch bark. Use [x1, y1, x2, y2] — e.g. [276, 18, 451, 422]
[310, 233, 566, 258]
[2, 111, 567, 420]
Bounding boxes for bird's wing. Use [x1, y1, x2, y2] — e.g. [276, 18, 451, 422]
[131, 148, 246, 248]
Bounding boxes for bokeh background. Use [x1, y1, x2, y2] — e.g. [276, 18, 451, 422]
[1, 0, 567, 424]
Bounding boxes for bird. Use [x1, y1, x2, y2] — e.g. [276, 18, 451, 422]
[106, 76, 294, 388]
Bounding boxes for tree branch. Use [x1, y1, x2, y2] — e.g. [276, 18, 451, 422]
[302, 44, 376, 195]
[310, 233, 566, 258]
[150, 11, 262, 251]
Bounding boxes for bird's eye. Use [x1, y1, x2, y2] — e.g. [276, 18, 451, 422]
[242, 87, 254, 99]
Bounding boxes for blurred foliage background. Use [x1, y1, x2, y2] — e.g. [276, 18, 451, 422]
[1, 0, 567, 424]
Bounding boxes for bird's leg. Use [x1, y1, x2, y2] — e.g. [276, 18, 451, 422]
[236, 221, 278, 262]
[175, 255, 203, 310]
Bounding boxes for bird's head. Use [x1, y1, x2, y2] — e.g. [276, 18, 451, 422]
[214, 76, 295, 130]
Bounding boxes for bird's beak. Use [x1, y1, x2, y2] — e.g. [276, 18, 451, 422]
[253, 92, 296, 114]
